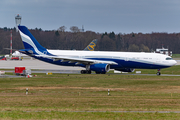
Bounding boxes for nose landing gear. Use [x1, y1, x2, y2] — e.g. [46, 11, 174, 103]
[157, 69, 161, 76]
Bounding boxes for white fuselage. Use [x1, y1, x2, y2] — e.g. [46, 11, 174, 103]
[46, 50, 177, 68]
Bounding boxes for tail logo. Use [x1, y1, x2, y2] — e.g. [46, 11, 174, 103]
[87, 42, 96, 51]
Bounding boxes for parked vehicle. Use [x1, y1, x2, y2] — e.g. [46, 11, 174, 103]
[0, 56, 7, 60]
[11, 57, 19, 60]
[15, 67, 25, 76]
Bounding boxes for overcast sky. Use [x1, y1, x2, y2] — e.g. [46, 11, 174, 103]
[1, 0, 180, 33]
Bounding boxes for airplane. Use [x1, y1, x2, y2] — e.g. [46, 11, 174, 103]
[11, 39, 98, 57]
[12, 51, 28, 57]
[18, 25, 177, 75]
[84, 39, 97, 51]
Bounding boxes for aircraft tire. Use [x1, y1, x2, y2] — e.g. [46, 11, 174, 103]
[81, 70, 85, 74]
[81, 70, 91, 74]
[87, 70, 91, 74]
[156, 72, 161, 76]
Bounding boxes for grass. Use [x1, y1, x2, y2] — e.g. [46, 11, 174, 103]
[128, 65, 180, 75]
[0, 73, 180, 119]
[109, 62, 180, 75]
[0, 111, 180, 119]
[172, 54, 180, 58]
[0, 112, 180, 119]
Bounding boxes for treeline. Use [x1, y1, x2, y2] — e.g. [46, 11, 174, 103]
[0, 27, 180, 54]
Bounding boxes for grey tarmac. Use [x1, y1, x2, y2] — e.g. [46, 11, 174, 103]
[0, 59, 180, 76]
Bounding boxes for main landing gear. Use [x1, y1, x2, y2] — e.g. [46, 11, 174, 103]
[156, 69, 161, 76]
[81, 70, 91, 74]
[81, 65, 92, 74]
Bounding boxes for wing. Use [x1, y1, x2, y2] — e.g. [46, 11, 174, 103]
[36, 55, 118, 65]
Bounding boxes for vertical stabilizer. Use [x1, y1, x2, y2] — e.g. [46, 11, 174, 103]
[84, 39, 98, 51]
[18, 25, 47, 55]
[18, 26, 46, 51]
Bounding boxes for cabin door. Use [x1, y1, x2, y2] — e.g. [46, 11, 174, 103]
[156, 55, 161, 63]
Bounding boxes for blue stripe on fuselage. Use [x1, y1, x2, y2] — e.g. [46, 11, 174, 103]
[31, 55, 171, 70]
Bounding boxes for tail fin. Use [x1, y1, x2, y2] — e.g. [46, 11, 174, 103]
[84, 39, 98, 51]
[18, 26, 46, 51]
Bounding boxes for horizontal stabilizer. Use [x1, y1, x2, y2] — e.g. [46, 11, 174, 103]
[4, 48, 18, 51]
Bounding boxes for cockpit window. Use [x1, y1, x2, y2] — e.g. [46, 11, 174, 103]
[166, 57, 173, 60]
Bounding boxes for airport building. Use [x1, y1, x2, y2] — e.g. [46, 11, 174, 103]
[155, 47, 172, 56]
[15, 14, 22, 32]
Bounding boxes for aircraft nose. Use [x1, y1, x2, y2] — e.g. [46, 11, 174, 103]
[172, 60, 177, 66]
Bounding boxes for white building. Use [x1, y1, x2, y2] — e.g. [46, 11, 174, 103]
[155, 47, 172, 56]
[15, 14, 22, 32]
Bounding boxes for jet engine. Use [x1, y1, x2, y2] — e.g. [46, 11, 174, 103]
[90, 63, 110, 74]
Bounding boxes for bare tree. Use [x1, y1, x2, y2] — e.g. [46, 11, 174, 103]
[58, 26, 66, 32]
[70, 26, 80, 33]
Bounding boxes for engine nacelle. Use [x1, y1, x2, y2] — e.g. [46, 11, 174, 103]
[115, 68, 135, 72]
[90, 64, 110, 74]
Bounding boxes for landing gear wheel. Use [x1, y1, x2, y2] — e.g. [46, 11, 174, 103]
[81, 70, 86, 74]
[156, 72, 161, 76]
[81, 70, 91, 74]
[87, 70, 91, 74]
